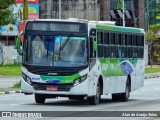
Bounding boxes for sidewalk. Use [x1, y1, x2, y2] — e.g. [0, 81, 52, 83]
[0, 76, 21, 88]
[0, 76, 21, 94]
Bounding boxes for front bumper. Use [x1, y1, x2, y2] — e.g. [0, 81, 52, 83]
[21, 77, 89, 96]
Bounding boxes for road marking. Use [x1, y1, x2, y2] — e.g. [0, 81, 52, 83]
[155, 88, 160, 90]
[145, 82, 153, 84]
[10, 103, 26, 106]
[139, 90, 146, 92]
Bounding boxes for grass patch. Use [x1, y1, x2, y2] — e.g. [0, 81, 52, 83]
[0, 89, 5, 92]
[0, 64, 21, 76]
[12, 82, 21, 88]
[145, 67, 160, 74]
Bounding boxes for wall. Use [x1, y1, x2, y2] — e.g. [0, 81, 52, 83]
[144, 44, 148, 65]
[0, 43, 3, 64]
[0, 44, 21, 65]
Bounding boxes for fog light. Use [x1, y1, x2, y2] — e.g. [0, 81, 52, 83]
[74, 79, 80, 86]
[26, 77, 32, 85]
[73, 74, 87, 86]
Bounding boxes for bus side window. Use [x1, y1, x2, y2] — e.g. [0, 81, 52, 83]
[97, 31, 104, 58]
[89, 29, 97, 59]
[110, 33, 115, 45]
[127, 34, 133, 58]
[104, 32, 109, 58]
[98, 45, 103, 58]
[138, 35, 144, 46]
[116, 34, 122, 45]
[110, 46, 116, 58]
[104, 46, 110, 58]
[128, 47, 133, 58]
[133, 35, 138, 58]
[104, 32, 109, 44]
[132, 35, 137, 46]
[117, 46, 122, 58]
[97, 31, 103, 44]
[90, 37, 94, 58]
[138, 47, 144, 58]
[137, 35, 144, 58]
[127, 34, 132, 45]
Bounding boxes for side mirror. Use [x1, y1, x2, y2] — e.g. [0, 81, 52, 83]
[16, 32, 23, 56]
[93, 38, 97, 51]
[90, 36, 97, 51]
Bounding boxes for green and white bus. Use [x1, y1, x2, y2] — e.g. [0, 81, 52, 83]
[20, 19, 145, 105]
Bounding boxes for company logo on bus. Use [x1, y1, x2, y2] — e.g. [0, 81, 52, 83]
[32, 77, 40, 80]
[46, 79, 61, 84]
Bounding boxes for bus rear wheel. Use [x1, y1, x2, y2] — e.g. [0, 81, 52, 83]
[112, 79, 130, 102]
[68, 96, 84, 101]
[120, 79, 130, 102]
[88, 81, 101, 105]
[112, 94, 119, 101]
[35, 94, 46, 104]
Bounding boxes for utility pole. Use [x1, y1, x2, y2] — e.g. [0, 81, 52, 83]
[59, 0, 61, 19]
[122, 0, 125, 26]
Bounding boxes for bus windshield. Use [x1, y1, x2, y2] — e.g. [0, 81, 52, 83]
[23, 35, 87, 67]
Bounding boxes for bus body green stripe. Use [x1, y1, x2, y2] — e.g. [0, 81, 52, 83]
[99, 58, 138, 77]
[40, 74, 80, 84]
[96, 25, 114, 31]
[96, 25, 142, 33]
[114, 26, 141, 33]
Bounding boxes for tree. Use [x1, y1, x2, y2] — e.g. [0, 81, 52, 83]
[0, 0, 15, 26]
[145, 24, 160, 66]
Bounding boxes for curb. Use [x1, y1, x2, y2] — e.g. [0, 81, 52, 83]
[144, 73, 160, 79]
[0, 90, 21, 95]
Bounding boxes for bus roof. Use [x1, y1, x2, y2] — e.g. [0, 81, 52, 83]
[28, 19, 144, 34]
[30, 18, 88, 23]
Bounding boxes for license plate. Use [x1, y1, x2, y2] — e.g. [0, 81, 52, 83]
[46, 86, 58, 91]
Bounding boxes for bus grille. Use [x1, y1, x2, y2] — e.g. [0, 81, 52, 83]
[32, 83, 73, 91]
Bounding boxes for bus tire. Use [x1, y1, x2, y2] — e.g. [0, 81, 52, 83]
[35, 94, 46, 104]
[112, 94, 119, 101]
[120, 79, 130, 102]
[68, 96, 84, 101]
[88, 81, 101, 105]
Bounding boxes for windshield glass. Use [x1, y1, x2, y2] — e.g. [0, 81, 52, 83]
[23, 35, 87, 67]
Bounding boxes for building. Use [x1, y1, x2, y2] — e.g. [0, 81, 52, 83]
[39, 0, 156, 31]
[156, 0, 160, 23]
[100, 0, 145, 29]
[144, 0, 157, 30]
[40, 0, 100, 20]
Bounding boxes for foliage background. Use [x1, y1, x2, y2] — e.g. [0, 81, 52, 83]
[0, 0, 15, 26]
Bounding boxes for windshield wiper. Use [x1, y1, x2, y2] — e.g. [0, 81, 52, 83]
[60, 33, 73, 50]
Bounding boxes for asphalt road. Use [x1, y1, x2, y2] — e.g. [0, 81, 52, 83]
[0, 78, 160, 120]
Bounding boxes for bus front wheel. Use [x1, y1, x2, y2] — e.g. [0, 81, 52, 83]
[35, 94, 46, 104]
[88, 81, 101, 105]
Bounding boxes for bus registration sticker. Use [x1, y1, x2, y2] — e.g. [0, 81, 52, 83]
[46, 86, 58, 91]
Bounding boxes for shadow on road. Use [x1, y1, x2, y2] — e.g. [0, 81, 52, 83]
[26, 98, 139, 107]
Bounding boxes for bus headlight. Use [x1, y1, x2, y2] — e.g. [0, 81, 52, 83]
[22, 73, 32, 85]
[74, 74, 87, 86]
